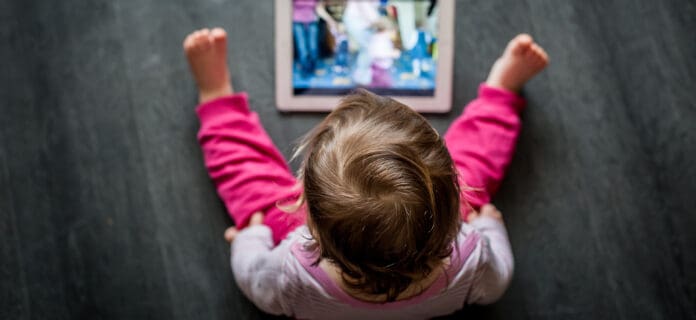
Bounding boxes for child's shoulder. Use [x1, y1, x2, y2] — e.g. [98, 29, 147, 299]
[446, 222, 486, 277]
[274, 226, 329, 290]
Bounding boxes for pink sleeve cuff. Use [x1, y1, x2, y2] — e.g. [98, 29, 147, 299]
[478, 84, 526, 113]
[196, 92, 251, 123]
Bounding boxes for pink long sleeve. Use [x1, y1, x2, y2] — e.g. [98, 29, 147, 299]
[196, 93, 304, 244]
[444, 84, 525, 213]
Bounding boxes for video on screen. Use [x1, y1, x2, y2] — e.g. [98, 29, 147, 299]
[292, 0, 439, 96]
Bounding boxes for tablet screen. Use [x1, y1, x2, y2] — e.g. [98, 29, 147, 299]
[292, 0, 439, 97]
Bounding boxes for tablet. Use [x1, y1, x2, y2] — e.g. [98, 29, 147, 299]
[275, 0, 455, 112]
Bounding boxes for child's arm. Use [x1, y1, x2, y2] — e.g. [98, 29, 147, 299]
[197, 94, 299, 242]
[230, 223, 294, 315]
[231, 225, 291, 315]
[315, 1, 338, 33]
[220, 214, 296, 316]
[467, 204, 515, 304]
[444, 84, 525, 211]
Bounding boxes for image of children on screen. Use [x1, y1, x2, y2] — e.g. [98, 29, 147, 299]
[292, 0, 439, 96]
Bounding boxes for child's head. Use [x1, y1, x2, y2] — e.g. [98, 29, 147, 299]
[372, 16, 395, 33]
[296, 89, 461, 301]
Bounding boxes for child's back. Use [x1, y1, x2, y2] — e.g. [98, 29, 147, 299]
[231, 215, 508, 319]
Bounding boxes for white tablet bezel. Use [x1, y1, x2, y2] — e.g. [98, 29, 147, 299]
[275, 0, 455, 113]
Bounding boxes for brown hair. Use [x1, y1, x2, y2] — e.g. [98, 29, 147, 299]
[295, 89, 461, 302]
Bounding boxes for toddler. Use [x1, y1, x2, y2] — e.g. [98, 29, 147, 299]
[368, 17, 400, 88]
[184, 28, 548, 319]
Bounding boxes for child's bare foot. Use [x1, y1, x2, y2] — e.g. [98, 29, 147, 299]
[183, 28, 233, 103]
[486, 34, 549, 92]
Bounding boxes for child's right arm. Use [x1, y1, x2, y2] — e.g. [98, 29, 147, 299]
[444, 84, 525, 212]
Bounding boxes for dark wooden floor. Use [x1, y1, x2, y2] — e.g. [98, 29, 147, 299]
[1, 0, 695, 319]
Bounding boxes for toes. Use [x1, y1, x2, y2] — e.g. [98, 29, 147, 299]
[531, 44, 544, 55]
[183, 33, 195, 50]
[193, 30, 214, 50]
[516, 33, 533, 45]
[211, 27, 227, 42]
[509, 33, 533, 55]
[527, 44, 549, 66]
[536, 51, 549, 67]
[198, 28, 211, 42]
[185, 33, 204, 53]
[195, 29, 209, 41]
[538, 47, 549, 63]
[183, 27, 226, 57]
[211, 28, 227, 54]
[199, 37, 213, 50]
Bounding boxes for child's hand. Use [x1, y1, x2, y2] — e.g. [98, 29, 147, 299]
[224, 212, 264, 243]
[467, 204, 503, 223]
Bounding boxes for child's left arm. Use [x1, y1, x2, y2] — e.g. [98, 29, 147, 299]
[229, 220, 294, 316]
[197, 93, 300, 244]
[466, 204, 515, 304]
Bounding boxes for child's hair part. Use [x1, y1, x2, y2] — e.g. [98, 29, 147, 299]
[295, 89, 462, 302]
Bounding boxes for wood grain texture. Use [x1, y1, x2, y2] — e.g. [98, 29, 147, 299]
[1, 0, 694, 319]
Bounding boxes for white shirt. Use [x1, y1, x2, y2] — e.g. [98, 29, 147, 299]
[230, 216, 514, 319]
